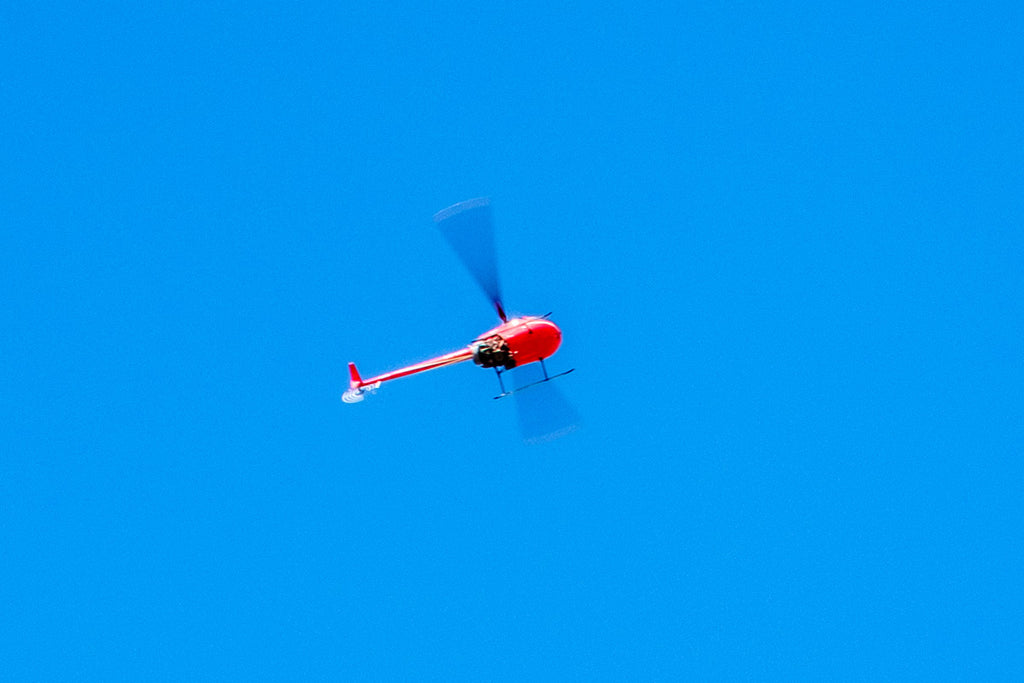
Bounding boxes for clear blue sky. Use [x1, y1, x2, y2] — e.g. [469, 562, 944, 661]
[2, 2, 1022, 679]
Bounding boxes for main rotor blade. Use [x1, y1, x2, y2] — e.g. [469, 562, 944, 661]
[433, 198, 506, 321]
[511, 364, 580, 444]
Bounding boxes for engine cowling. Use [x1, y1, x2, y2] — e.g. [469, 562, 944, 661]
[472, 336, 515, 370]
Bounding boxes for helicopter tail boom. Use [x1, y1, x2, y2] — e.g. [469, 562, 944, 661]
[342, 348, 475, 403]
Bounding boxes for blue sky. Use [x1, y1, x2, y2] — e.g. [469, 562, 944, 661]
[2, 2, 1022, 679]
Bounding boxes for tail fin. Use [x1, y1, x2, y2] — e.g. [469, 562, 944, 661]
[343, 362, 366, 403]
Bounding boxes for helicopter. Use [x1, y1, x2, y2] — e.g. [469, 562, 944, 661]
[342, 197, 573, 405]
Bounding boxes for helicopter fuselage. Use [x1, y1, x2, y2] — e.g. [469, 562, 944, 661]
[343, 315, 563, 402]
[471, 317, 562, 370]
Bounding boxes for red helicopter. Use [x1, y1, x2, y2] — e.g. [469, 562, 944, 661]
[342, 197, 573, 405]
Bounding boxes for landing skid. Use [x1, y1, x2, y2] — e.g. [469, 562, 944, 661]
[493, 359, 574, 400]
